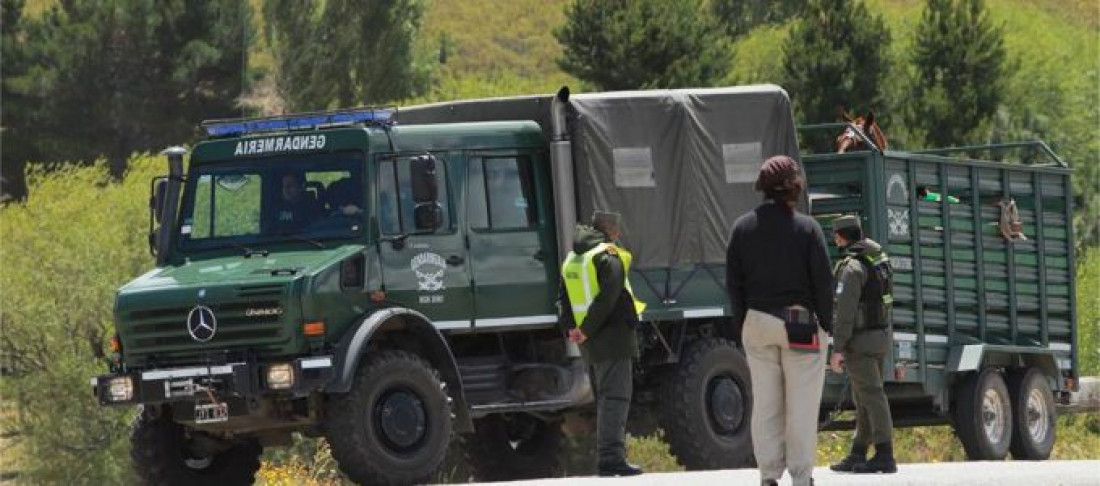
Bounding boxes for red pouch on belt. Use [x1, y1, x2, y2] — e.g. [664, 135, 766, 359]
[783, 306, 822, 352]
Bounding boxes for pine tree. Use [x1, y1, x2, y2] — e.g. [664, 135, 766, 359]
[555, 0, 731, 91]
[1, 0, 32, 202]
[711, 0, 803, 38]
[780, 0, 892, 128]
[3, 0, 250, 180]
[264, 0, 430, 111]
[907, 0, 1007, 147]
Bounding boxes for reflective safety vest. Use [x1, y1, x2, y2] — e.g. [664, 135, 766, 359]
[560, 243, 647, 328]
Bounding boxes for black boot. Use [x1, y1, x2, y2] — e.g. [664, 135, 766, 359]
[829, 444, 868, 472]
[597, 461, 644, 477]
[854, 442, 897, 474]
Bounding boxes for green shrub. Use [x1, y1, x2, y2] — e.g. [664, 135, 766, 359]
[0, 156, 163, 483]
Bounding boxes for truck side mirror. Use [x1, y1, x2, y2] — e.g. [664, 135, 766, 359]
[151, 177, 168, 225]
[410, 155, 441, 230]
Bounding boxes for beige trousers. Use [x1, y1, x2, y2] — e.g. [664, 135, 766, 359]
[742, 309, 826, 486]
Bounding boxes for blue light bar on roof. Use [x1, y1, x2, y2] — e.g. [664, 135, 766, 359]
[202, 108, 394, 137]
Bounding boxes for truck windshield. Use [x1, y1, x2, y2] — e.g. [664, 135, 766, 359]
[178, 152, 365, 250]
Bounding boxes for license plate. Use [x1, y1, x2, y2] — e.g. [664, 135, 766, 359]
[194, 402, 229, 424]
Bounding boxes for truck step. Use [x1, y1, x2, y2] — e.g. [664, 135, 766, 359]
[457, 356, 508, 405]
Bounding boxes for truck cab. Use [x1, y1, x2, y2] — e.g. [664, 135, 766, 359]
[95, 110, 579, 485]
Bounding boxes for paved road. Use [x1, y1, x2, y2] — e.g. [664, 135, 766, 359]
[454, 461, 1100, 486]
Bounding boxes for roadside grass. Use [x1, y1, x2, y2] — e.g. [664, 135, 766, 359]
[257, 414, 1100, 485]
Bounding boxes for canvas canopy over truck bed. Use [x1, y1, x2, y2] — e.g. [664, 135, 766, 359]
[398, 85, 800, 269]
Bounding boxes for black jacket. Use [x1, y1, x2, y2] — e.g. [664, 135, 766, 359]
[725, 201, 834, 342]
[558, 226, 639, 362]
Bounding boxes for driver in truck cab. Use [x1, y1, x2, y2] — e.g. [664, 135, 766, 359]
[559, 211, 647, 478]
[272, 172, 323, 233]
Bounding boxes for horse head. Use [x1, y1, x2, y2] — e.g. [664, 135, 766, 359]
[836, 110, 888, 154]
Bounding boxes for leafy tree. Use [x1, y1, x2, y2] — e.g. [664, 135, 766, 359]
[1, 0, 250, 185]
[780, 0, 892, 129]
[907, 0, 1007, 148]
[710, 0, 803, 38]
[555, 0, 731, 91]
[0, 158, 165, 484]
[263, 0, 430, 111]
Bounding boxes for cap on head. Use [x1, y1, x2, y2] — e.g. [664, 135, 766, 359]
[832, 215, 862, 232]
[594, 211, 620, 227]
[754, 155, 800, 193]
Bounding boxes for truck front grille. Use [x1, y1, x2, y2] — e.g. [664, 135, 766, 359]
[125, 299, 289, 358]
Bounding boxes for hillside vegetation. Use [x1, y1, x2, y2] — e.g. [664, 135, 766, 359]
[3, 0, 1097, 484]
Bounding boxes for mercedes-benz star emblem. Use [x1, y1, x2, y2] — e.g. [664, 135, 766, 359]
[187, 305, 217, 342]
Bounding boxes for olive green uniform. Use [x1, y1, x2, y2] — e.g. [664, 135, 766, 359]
[833, 238, 893, 446]
[559, 224, 640, 467]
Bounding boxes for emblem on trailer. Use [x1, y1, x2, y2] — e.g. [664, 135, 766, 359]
[187, 305, 217, 342]
[888, 207, 910, 238]
[886, 173, 909, 203]
[411, 252, 447, 292]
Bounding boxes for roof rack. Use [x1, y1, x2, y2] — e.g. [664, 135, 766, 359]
[201, 107, 395, 138]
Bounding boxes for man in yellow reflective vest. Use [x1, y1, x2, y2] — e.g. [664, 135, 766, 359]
[559, 211, 646, 477]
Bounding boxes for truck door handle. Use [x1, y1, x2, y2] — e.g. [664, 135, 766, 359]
[533, 250, 546, 261]
[446, 255, 465, 266]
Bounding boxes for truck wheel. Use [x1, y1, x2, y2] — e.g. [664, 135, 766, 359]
[1006, 367, 1056, 460]
[463, 413, 562, 481]
[130, 410, 261, 486]
[953, 368, 1013, 460]
[658, 337, 754, 470]
[324, 350, 452, 486]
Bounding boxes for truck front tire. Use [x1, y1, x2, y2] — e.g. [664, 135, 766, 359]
[953, 368, 1013, 460]
[1006, 367, 1056, 460]
[463, 413, 563, 481]
[130, 409, 262, 486]
[324, 350, 453, 486]
[658, 337, 754, 470]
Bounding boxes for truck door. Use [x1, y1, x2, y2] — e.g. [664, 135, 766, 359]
[466, 152, 557, 329]
[375, 153, 474, 330]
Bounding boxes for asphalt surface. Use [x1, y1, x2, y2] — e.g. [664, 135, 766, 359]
[454, 461, 1100, 486]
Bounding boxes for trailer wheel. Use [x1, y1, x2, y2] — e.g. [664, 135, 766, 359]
[463, 413, 562, 481]
[130, 409, 261, 486]
[1007, 367, 1056, 460]
[658, 337, 754, 470]
[953, 368, 1013, 460]
[324, 350, 452, 486]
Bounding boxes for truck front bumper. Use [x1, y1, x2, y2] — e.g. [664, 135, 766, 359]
[91, 356, 334, 407]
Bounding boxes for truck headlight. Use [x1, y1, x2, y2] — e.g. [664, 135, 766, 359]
[266, 363, 295, 390]
[108, 376, 134, 402]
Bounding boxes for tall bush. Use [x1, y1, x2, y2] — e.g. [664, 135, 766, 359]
[0, 156, 163, 483]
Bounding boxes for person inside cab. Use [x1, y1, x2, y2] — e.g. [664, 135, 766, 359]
[271, 172, 323, 233]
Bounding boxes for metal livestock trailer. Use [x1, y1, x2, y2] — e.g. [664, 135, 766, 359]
[800, 123, 1078, 461]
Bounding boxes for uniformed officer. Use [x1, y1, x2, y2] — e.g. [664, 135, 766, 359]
[559, 211, 646, 477]
[828, 215, 897, 474]
[726, 156, 834, 486]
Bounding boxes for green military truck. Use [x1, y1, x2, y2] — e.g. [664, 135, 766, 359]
[92, 85, 1078, 485]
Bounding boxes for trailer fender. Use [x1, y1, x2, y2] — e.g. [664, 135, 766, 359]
[325, 307, 472, 432]
[947, 344, 1062, 391]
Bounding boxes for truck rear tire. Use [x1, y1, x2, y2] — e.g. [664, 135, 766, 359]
[130, 410, 261, 486]
[324, 350, 453, 486]
[953, 368, 1013, 460]
[1006, 367, 1056, 460]
[658, 337, 754, 470]
[463, 413, 562, 481]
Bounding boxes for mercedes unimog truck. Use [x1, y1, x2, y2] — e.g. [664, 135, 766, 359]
[92, 85, 1079, 485]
